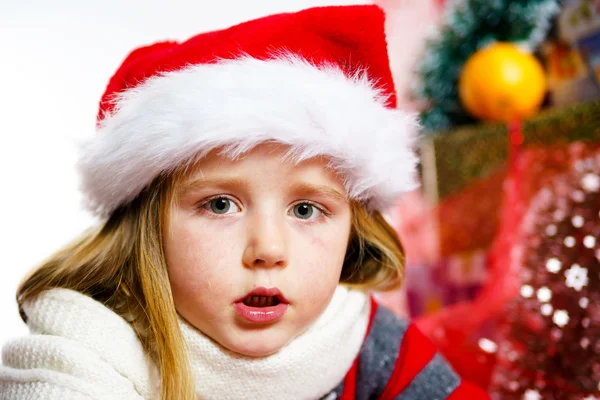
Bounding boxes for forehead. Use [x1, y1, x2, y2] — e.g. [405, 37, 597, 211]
[179, 143, 346, 190]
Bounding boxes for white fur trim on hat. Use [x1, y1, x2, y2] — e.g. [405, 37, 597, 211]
[78, 55, 420, 216]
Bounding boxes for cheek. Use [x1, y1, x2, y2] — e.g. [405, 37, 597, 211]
[293, 225, 350, 285]
[289, 231, 348, 324]
[165, 218, 240, 298]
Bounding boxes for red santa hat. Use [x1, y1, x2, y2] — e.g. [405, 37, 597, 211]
[78, 5, 420, 217]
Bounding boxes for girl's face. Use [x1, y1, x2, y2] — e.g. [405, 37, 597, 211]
[164, 143, 352, 357]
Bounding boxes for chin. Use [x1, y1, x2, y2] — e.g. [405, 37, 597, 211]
[235, 345, 281, 357]
[223, 330, 291, 357]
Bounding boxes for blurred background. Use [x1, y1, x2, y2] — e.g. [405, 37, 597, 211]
[2, 0, 600, 398]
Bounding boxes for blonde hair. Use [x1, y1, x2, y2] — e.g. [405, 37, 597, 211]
[16, 172, 404, 400]
[342, 203, 405, 291]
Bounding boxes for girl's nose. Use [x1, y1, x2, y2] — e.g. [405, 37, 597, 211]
[242, 212, 288, 269]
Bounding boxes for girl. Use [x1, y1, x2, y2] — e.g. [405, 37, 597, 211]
[0, 5, 488, 400]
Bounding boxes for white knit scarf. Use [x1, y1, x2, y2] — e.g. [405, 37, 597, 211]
[180, 286, 371, 400]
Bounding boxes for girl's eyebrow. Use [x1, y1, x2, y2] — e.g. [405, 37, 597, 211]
[179, 177, 250, 195]
[179, 177, 346, 202]
[288, 182, 347, 203]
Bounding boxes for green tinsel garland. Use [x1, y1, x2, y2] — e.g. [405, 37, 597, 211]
[421, 100, 600, 200]
[416, 0, 560, 133]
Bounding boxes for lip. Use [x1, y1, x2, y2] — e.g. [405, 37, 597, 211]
[233, 287, 289, 324]
[235, 287, 289, 304]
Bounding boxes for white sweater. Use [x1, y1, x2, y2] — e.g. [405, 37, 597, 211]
[0, 287, 370, 400]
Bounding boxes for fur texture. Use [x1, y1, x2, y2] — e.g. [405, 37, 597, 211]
[78, 56, 420, 216]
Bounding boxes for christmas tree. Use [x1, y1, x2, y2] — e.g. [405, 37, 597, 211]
[416, 0, 560, 133]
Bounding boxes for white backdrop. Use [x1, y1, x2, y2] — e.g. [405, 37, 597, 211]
[1, 0, 390, 351]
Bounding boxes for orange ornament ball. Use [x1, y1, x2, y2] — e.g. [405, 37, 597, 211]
[458, 42, 547, 122]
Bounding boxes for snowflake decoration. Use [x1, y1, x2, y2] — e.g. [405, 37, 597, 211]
[545, 224, 557, 236]
[581, 337, 590, 349]
[521, 285, 534, 298]
[553, 209, 566, 221]
[537, 287, 552, 302]
[564, 236, 576, 247]
[524, 389, 542, 400]
[553, 310, 569, 327]
[572, 190, 585, 202]
[583, 235, 596, 248]
[565, 264, 589, 292]
[545, 258, 562, 273]
[541, 303, 553, 316]
[583, 318, 591, 328]
[581, 172, 600, 192]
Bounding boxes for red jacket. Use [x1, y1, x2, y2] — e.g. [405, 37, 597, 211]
[322, 299, 490, 400]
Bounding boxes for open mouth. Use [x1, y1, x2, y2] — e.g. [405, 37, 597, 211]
[243, 296, 281, 307]
[233, 287, 289, 323]
[236, 287, 289, 306]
